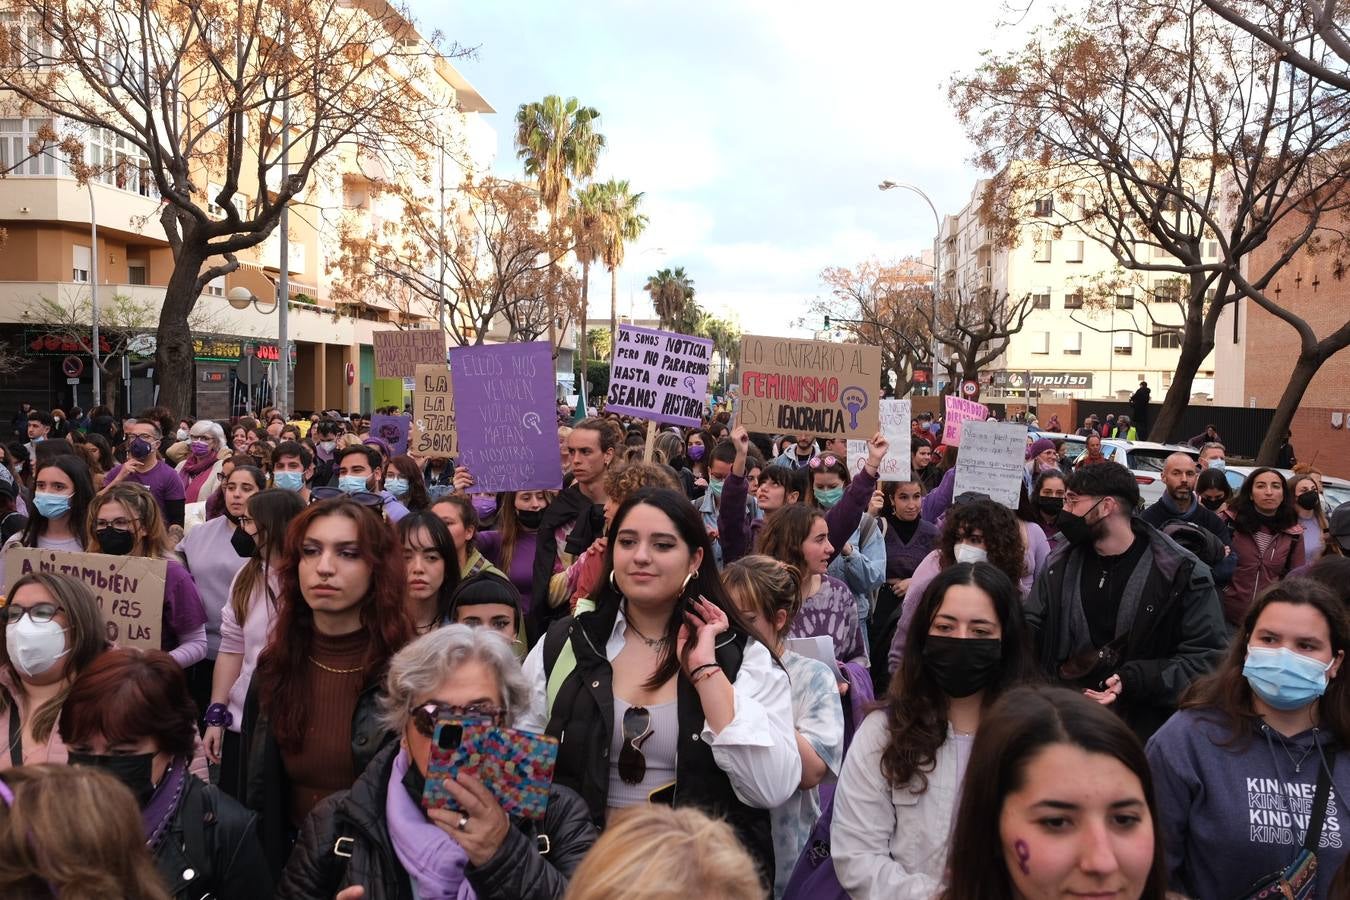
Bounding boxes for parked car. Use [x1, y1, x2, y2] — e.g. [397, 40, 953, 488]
[1219, 466, 1350, 513]
[1030, 431, 1199, 506]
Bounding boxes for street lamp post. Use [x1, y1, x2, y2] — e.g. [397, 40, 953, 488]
[879, 180, 944, 394]
[86, 183, 101, 405]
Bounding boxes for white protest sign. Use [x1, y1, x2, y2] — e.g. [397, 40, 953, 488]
[846, 399, 912, 481]
[954, 421, 1029, 509]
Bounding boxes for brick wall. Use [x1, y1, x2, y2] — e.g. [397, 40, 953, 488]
[1288, 406, 1350, 479]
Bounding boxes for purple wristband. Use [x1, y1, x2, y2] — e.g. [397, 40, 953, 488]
[204, 703, 232, 728]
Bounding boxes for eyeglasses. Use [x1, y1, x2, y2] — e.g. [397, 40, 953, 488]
[409, 701, 506, 737]
[93, 517, 138, 531]
[310, 486, 385, 508]
[3, 602, 64, 625]
[618, 705, 654, 785]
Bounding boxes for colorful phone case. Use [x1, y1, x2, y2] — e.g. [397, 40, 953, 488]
[421, 715, 492, 811]
[477, 727, 559, 821]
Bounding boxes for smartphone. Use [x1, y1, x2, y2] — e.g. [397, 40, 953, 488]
[421, 714, 492, 811]
[475, 727, 559, 821]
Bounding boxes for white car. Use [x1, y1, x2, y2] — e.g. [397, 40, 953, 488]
[1030, 431, 1199, 506]
[1219, 465, 1350, 513]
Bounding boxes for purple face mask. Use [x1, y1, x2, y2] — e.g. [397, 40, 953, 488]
[472, 495, 498, 519]
[688, 444, 706, 461]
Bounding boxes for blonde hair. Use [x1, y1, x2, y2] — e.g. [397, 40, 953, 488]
[87, 483, 171, 559]
[564, 806, 765, 900]
[0, 764, 170, 900]
[721, 555, 804, 641]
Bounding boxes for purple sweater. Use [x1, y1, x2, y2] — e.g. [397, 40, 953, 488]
[718, 467, 880, 566]
[476, 529, 539, 614]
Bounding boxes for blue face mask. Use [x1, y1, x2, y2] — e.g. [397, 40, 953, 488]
[33, 492, 71, 519]
[385, 476, 409, 498]
[338, 475, 369, 494]
[814, 486, 844, 509]
[273, 471, 305, 492]
[1243, 645, 1333, 711]
[709, 478, 724, 499]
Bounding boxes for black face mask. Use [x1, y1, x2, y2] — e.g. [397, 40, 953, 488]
[1056, 499, 1103, 547]
[922, 636, 1003, 698]
[1037, 496, 1065, 517]
[67, 751, 156, 805]
[230, 526, 258, 558]
[96, 527, 135, 556]
[516, 508, 545, 530]
[1297, 492, 1321, 512]
[402, 755, 427, 807]
[1200, 496, 1225, 511]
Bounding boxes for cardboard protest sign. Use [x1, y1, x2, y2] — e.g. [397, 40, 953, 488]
[605, 325, 713, 428]
[369, 414, 411, 457]
[450, 341, 563, 492]
[943, 395, 990, 447]
[410, 364, 456, 458]
[846, 398, 912, 481]
[373, 329, 446, 379]
[736, 335, 881, 440]
[3, 548, 166, 650]
[953, 421, 1029, 509]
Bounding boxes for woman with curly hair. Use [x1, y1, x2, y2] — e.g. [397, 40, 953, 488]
[242, 497, 414, 875]
[888, 499, 1028, 671]
[832, 563, 1032, 896]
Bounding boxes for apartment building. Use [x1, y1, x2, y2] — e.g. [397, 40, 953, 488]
[936, 177, 1217, 401]
[0, 6, 517, 419]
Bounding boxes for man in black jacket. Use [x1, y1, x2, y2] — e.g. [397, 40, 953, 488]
[1130, 381, 1151, 437]
[1024, 462, 1227, 739]
[1140, 452, 1235, 585]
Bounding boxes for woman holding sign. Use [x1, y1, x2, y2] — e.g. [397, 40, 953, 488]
[0, 455, 94, 588]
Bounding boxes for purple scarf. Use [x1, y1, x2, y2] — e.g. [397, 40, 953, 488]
[142, 756, 190, 852]
[386, 748, 477, 900]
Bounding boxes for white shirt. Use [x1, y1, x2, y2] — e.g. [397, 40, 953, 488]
[518, 605, 802, 810]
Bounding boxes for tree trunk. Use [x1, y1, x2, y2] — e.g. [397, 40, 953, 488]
[578, 259, 590, 403]
[154, 249, 206, 419]
[1148, 274, 1212, 442]
[1257, 352, 1321, 466]
[609, 267, 618, 359]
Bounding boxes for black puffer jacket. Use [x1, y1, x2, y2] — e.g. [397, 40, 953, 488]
[153, 775, 272, 899]
[276, 742, 597, 900]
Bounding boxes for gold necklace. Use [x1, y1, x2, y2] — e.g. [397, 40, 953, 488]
[308, 656, 363, 674]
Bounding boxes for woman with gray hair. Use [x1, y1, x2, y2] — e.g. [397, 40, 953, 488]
[278, 625, 597, 900]
[176, 419, 229, 506]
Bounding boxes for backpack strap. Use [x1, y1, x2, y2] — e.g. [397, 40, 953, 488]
[543, 619, 578, 722]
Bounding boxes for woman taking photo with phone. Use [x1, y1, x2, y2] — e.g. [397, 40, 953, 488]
[832, 563, 1032, 897]
[243, 497, 414, 874]
[1146, 578, 1350, 899]
[202, 488, 304, 798]
[518, 488, 800, 885]
[277, 625, 598, 899]
[0, 572, 108, 769]
[87, 484, 209, 669]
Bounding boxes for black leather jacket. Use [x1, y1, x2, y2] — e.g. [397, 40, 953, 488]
[154, 775, 272, 899]
[276, 742, 597, 900]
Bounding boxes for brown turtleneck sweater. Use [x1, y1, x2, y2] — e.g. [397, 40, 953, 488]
[281, 628, 370, 826]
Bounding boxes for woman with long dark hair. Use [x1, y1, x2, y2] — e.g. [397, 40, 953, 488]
[243, 497, 414, 874]
[517, 488, 799, 883]
[940, 685, 1168, 899]
[477, 489, 554, 607]
[1147, 578, 1350, 898]
[0, 455, 94, 587]
[833, 563, 1032, 896]
[1221, 467, 1305, 628]
[382, 454, 429, 511]
[397, 510, 461, 634]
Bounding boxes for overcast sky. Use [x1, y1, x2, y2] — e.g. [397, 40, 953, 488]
[416, 1, 1042, 335]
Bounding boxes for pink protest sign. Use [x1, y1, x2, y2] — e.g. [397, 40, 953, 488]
[943, 396, 990, 446]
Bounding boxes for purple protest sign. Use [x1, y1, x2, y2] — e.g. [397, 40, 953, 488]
[449, 341, 563, 492]
[368, 414, 411, 457]
[604, 325, 713, 428]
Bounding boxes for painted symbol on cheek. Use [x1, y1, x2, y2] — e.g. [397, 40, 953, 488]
[1013, 838, 1031, 875]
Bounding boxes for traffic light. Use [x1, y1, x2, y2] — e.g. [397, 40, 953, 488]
[824, 315, 831, 328]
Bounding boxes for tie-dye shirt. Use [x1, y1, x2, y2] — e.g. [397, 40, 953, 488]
[771, 650, 844, 898]
[789, 574, 867, 665]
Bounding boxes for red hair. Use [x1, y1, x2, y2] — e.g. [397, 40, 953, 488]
[59, 648, 197, 758]
[255, 498, 413, 750]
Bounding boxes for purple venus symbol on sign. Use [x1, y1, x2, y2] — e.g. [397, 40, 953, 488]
[683, 375, 696, 394]
[840, 387, 869, 430]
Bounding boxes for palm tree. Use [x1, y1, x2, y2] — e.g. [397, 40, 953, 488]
[514, 96, 605, 356]
[645, 266, 697, 331]
[596, 179, 648, 347]
[570, 183, 607, 380]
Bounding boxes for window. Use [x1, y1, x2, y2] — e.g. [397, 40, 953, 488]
[1064, 332, 1083, 355]
[86, 127, 156, 198]
[1033, 196, 1054, 217]
[1031, 331, 1050, 354]
[1152, 244, 1170, 259]
[127, 259, 147, 285]
[1032, 291, 1051, 309]
[1065, 240, 1085, 263]
[206, 274, 225, 297]
[1151, 329, 1183, 349]
[0, 13, 53, 69]
[1115, 293, 1135, 309]
[1034, 240, 1052, 263]
[206, 183, 224, 218]
[1113, 332, 1134, 355]
[1064, 290, 1084, 309]
[72, 245, 90, 283]
[1204, 240, 1219, 258]
[0, 118, 59, 175]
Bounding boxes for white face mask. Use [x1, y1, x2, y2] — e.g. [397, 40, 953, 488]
[954, 543, 988, 565]
[175, 429, 189, 442]
[6, 616, 70, 679]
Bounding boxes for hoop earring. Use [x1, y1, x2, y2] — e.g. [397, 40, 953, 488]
[610, 570, 619, 590]
[683, 572, 695, 591]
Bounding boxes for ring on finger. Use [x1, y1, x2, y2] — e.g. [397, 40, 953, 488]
[457, 813, 470, 831]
